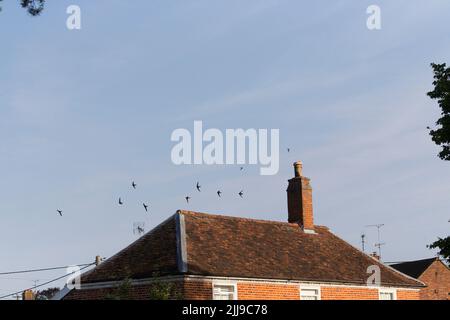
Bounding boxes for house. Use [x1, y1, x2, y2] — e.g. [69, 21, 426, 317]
[63, 161, 424, 300]
[390, 258, 450, 300]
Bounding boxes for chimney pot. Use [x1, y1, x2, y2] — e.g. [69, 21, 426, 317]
[294, 161, 303, 177]
[370, 252, 380, 261]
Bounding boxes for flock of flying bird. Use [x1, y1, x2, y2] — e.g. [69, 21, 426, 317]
[56, 178, 244, 217]
[117, 181, 150, 212]
[56, 148, 292, 217]
[184, 180, 244, 204]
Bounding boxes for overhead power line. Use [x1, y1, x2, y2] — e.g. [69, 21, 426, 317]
[0, 263, 95, 300]
[0, 263, 94, 276]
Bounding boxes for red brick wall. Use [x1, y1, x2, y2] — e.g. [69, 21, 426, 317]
[64, 278, 421, 300]
[320, 286, 378, 300]
[418, 260, 450, 300]
[64, 282, 183, 300]
[237, 283, 299, 300]
[183, 280, 213, 300]
[397, 290, 420, 300]
[65, 285, 149, 300]
[179, 280, 420, 300]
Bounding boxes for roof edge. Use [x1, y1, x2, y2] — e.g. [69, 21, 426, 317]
[390, 257, 448, 278]
[175, 211, 188, 273]
[325, 229, 426, 288]
[80, 213, 179, 282]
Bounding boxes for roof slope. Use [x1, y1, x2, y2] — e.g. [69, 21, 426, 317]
[80, 210, 423, 288]
[390, 258, 438, 279]
[82, 215, 180, 283]
[182, 211, 422, 288]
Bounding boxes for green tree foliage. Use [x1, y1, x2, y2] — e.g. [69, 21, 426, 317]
[35, 287, 60, 300]
[103, 276, 181, 300]
[427, 63, 450, 265]
[427, 63, 450, 161]
[147, 272, 182, 300]
[148, 281, 181, 300]
[105, 278, 132, 300]
[428, 237, 450, 265]
[0, 0, 45, 16]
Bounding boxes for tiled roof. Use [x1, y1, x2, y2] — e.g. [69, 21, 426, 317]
[81, 210, 423, 288]
[390, 258, 438, 279]
[82, 215, 180, 283]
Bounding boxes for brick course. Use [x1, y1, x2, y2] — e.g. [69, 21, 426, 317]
[418, 260, 450, 300]
[183, 280, 213, 300]
[64, 278, 420, 300]
[65, 281, 183, 300]
[320, 286, 378, 300]
[397, 290, 420, 300]
[237, 283, 299, 300]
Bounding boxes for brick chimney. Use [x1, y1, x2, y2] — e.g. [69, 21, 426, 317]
[287, 161, 314, 232]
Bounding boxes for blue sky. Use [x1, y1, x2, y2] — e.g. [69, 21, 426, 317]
[0, 0, 449, 297]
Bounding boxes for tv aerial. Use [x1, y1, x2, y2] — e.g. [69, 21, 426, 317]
[133, 222, 145, 236]
[365, 224, 385, 259]
[361, 233, 366, 252]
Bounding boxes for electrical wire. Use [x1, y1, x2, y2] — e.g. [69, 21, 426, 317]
[0, 263, 94, 276]
[0, 263, 95, 300]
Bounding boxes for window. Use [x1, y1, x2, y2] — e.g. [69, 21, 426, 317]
[213, 284, 237, 300]
[379, 289, 396, 300]
[300, 286, 321, 300]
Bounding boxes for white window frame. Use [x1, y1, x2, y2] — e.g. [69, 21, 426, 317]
[378, 288, 397, 300]
[212, 281, 238, 300]
[299, 285, 321, 300]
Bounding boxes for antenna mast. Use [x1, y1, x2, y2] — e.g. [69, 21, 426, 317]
[365, 224, 385, 259]
[361, 234, 366, 252]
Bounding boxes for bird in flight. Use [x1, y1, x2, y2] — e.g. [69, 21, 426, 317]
[132, 181, 137, 189]
[238, 190, 244, 198]
[196, 182, 201, 192]
[57, 210, 63, 216]
[137, 226, 144, 234]
[185, 196, 191, 203]
[217, 190, 222, 197]
[143, 203, 149, 212]
[119, 197, 123, 205]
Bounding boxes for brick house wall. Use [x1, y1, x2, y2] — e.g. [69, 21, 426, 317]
[65, 281, 184, 300]
[65, 284, 150, 300]
[183, 279, 213, 300]
[397, 289, 421, 300]
[320, 286, 378, 300]
[183, 279, 420, 300]
[418, 260, 450, 300]
[237, 283, 300, 300]
[64, 277, 420, 300]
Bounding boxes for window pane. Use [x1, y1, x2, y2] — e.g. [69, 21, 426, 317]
[213, 285, 235, 300]
[301, 289, 319, 300]
[380, 292, 394, 300]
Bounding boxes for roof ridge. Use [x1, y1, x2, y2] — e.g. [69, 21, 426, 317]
[177, 209, 329, 229]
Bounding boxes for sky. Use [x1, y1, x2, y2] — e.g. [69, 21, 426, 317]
[0, 0, 449, 298]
